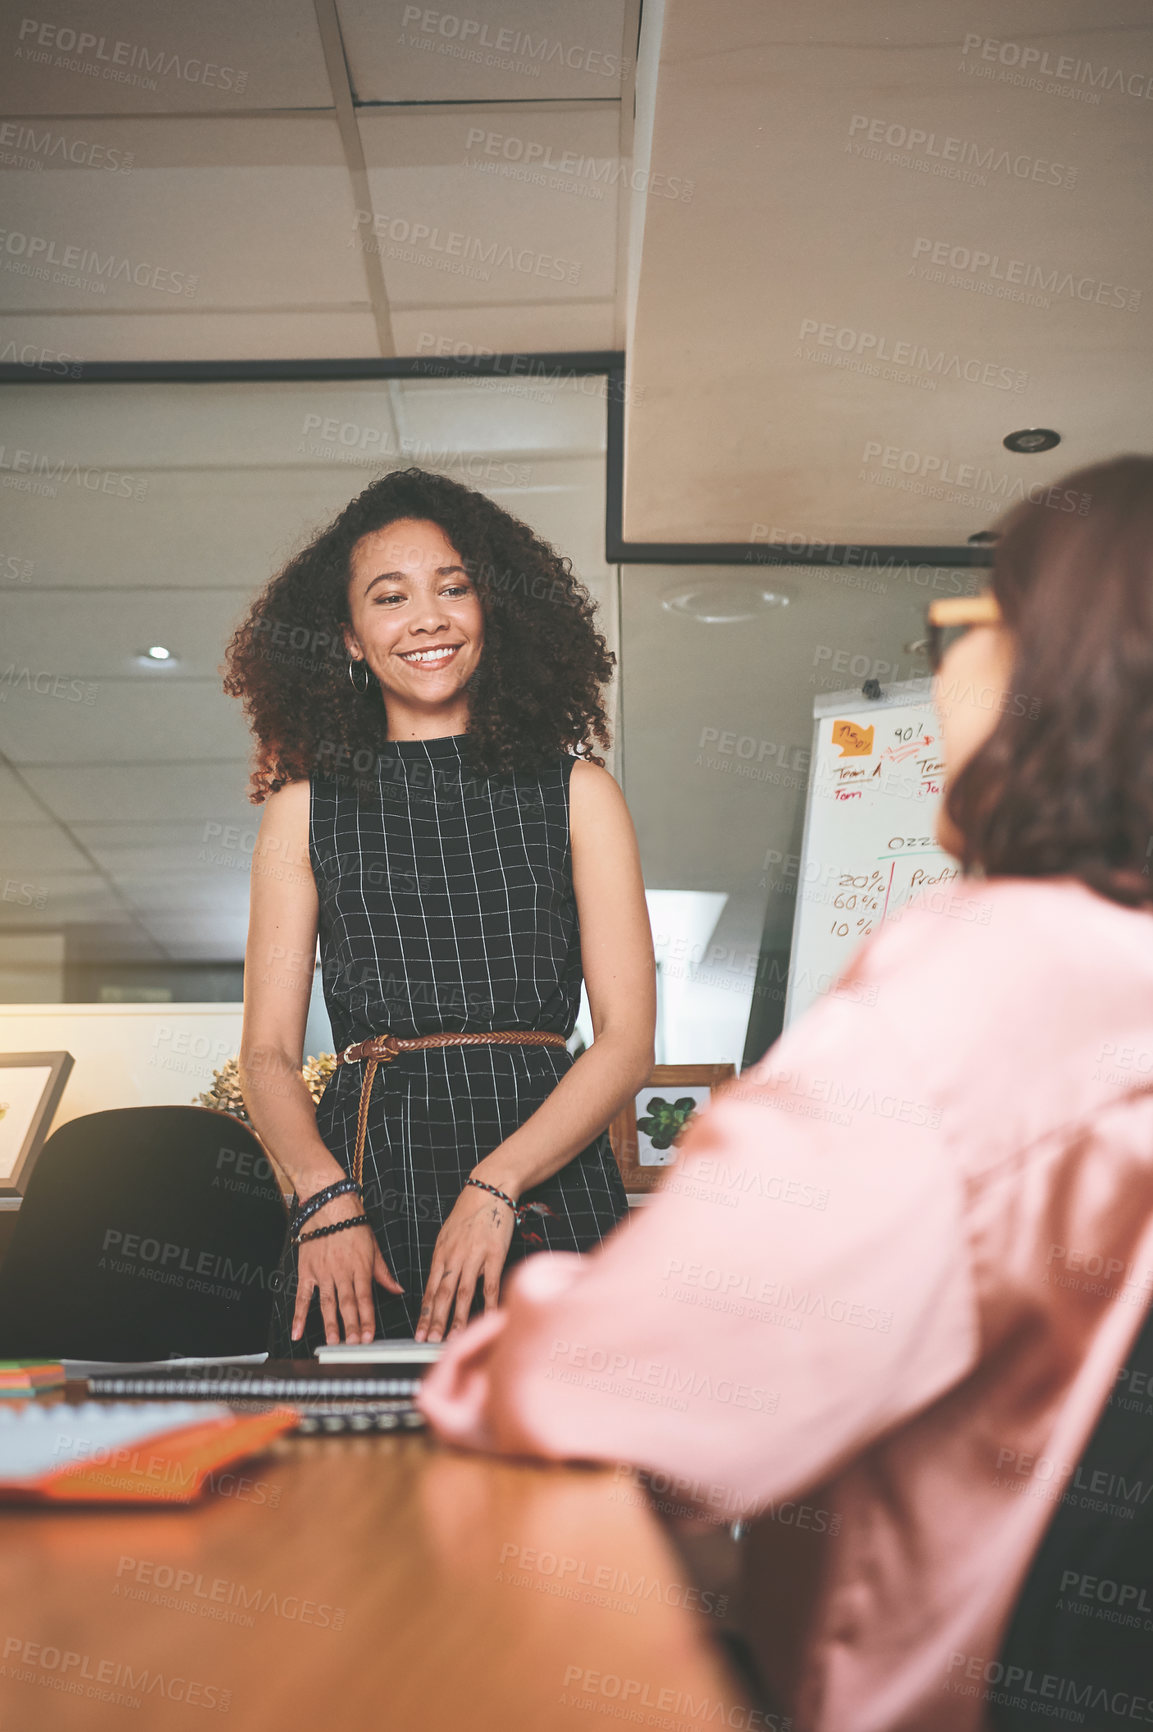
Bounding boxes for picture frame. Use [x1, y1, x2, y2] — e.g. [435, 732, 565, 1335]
[610, 1064, 736, 1194]
[0, 1051, 74, 1199]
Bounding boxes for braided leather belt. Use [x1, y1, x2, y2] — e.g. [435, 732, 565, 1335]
[333, 1030, 569, 1188]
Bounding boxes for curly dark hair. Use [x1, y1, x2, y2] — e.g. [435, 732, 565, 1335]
[222, 468, 615, 802]
[945, 454, 1153, 908]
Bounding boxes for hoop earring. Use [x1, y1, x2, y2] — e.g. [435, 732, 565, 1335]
[348, 657, 372, 696]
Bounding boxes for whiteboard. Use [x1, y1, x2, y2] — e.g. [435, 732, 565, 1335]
[783, 679, 959, 1025]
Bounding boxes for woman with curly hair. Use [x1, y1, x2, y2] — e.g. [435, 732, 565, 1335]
[225, 467, 655, 1354]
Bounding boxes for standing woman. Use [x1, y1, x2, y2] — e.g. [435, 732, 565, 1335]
[224, 467, 655, 1353]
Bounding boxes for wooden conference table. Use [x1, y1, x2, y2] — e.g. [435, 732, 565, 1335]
[0, 1402, 752, 1732]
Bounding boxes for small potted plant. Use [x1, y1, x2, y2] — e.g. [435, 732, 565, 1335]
[194, 1052, 338, 1123]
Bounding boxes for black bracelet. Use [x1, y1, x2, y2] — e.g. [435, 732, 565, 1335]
[293, 1214, 373, 1247]
[464, 1175, 519, 1215]
[464, 1176, 557, 1246]
[290, 1177, 362, 1235]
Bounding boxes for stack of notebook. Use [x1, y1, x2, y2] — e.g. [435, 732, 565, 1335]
[0, 1361, 66, 1398]
[82, 1344, 443, 1435]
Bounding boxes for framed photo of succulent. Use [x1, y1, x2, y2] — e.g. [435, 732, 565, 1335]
[0, 1051, 74, 1198]
[610, 1064, 736, 1195]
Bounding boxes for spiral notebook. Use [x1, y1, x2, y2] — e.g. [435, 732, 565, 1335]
[86, 1362, 424, 1401]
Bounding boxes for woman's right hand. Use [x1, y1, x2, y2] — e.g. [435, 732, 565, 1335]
[290, 1185, 404, 1345]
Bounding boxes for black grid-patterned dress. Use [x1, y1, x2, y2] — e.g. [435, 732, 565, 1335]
[269, 733, 629, 1354]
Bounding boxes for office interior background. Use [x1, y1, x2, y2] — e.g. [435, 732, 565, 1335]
[0, 0, 1146, 1097]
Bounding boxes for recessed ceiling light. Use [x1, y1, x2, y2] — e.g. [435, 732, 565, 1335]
[1003, 428, 1060, 454]
[661, 583, 791, 624]
[145, 646, 172, 660]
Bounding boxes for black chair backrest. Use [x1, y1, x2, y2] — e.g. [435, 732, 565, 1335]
[0, 1106, 287, 1360]
[990, 1297, 1153, 1730]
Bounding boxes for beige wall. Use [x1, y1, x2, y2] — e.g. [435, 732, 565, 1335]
[0, 1003, 245, 1128]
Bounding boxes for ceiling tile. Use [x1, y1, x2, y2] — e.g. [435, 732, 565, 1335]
[0, 872, 127, 925]
[0, 465, 365, 590]
[391, 377, 607, 456]
[483, 456, 612, 579]
[391, 300, 617, 355]
[0, 821, 92, 876]
[115, 871, 252, 914]
[77, 820, 256, 876]
[0, 767, 52, 821]
[0, 118, 372, 316]
[0, 676, 252, 764]
[0, 374, 609, 470]
[0, 382, 614, 596]
[20, 762, 258, 824]
[357, 104, 620, 311]
[338, 0, 628, 103]
[0, 589, 255, 679]
[0, 311, 382, 363]
[0, 0, 333, 115]
[0, 377, 565, 468]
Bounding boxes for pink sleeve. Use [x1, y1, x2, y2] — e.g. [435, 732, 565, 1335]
[419, 949, 979, 1514]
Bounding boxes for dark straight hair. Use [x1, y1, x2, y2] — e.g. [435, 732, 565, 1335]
[945, 455, 1153, 908]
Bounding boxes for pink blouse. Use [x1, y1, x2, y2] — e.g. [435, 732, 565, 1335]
[419, 878, 1153, 1731]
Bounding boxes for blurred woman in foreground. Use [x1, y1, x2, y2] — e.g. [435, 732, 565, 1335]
[419, 457, 1153, 1732]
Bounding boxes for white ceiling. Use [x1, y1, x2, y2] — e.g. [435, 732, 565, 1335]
[623, 0, 1153, 544]
[2, 0, 1148, 982]
[0, 0, 334, 114]
[338, 0, 628, 104]
[0, 0, 633, 360]
[0, 0, 633, 969]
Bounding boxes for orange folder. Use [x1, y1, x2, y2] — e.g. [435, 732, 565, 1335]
[0, 1408, 298, 1505]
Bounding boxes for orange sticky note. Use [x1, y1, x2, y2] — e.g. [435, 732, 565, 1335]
[831, 720, 874, 757]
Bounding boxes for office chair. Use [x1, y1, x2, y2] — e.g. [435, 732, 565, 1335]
[989, 1293, 1153, 1727]
[0, 1106, 288, 1360]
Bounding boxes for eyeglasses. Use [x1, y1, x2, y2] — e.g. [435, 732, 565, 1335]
[912, 593, 1002, 674]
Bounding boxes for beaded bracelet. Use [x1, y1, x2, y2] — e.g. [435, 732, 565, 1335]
[293, 1214, 373, 1247]
[464, 1177, 557, 1246]
[290, 1177, 362, 1236]
[464, 1175, 519, 1214]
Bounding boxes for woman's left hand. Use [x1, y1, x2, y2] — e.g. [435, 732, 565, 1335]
[416, 1183, 516, 1341]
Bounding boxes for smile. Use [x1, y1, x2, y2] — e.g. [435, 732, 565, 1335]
[398, 644, 461, 666]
